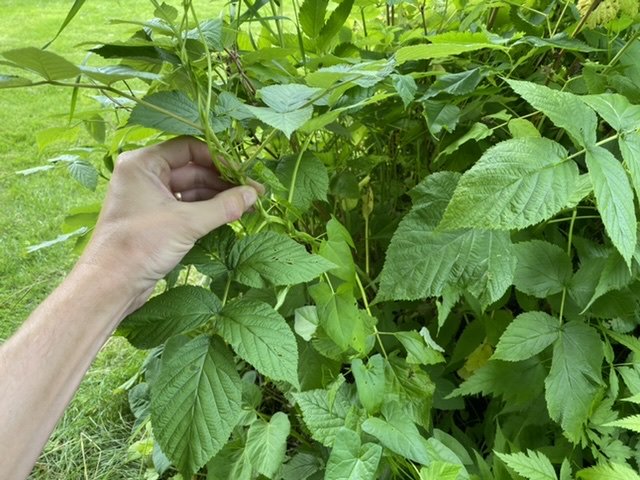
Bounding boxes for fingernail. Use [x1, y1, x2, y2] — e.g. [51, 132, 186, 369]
[242, 187, 258, 207]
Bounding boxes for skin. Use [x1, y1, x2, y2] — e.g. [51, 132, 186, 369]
[0, 136, 258, 479]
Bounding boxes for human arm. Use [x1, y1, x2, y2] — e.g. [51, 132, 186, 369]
[0, 137, 258, 478]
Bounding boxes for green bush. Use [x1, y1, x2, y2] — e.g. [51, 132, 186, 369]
[4, 0, 640, 478]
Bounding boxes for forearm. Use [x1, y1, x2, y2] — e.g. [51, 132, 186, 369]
[0, 264, 137, 478]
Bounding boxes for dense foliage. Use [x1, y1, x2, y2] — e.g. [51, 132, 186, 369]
[4, 0, 640, 478]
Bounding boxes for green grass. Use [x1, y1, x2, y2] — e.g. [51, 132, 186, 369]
[0, 1, 221, 477]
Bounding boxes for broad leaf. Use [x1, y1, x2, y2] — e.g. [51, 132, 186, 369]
[293, 385, 353, 446]
[545, 321, 603, 443]
[577, 463, 640, 480]
[128, 91, 203, 135]
[440, 138, 578, 230]
[351, 355, 385, 414]
[0, 75, 32, 88]
[214, 299, 299, 387]
[245, 412, 290, 478]
[299, 0, 328, 38]
[379, 172, 515, 307]
[495, 450, 557, 480]
[2, 47, 80, 80]
[586, 145, 636, 267]
[506, 79, 597, 147]
[79, 65, 161, 84]
[67, 160, 98, 191]
[396, 43, 506, 65]
[423, 68, 483, 99]
[276, 152, 329, 212]
[422, 100, 460, 136]
[258, 84, 321, 112]
[316, 0, 354, 51]
[152, 335, 242, 476]
[228, 231, 334, 287]
[362, 414, 430, 465]
[245, 105, 313, 139]
[420, 462, 463, 480]
[619, 131, 640, 206]
[582, 93, 640, 132]
[392, 74, 417, 108]
[492, 312, 560, 362]
[513, 240, 573, 297]
[325, 428, 382, 480]
[119, 286, 221, 349]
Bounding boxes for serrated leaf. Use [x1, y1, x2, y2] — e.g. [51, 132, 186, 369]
[420, 462, 462, 480]
[316, 0, 354, 51]
[79, 65, 161, 84]
[423, 68, 482, 99]
[214, 299, 299, 387]
[440, 138, 578, 230]
[245, 412, 290, 478]
[67, 160, 98, 191]
[128, 91, 203, 135]
[119, 286, 221, 349]
[582, 93, 640, 132]
[449, 358, 546, 406]
[437, 122, 491, 160]
[604, 414, 640, 433]
[299, 0, 328, 38]
[151, 336, 242, 477]
[396, 43, 506, 65]
[582, 251, 633, 312]
[276, 152, 329, 212]
[378, 172, 515, 307]
[2, 47, 80, 80]
[245, 105, 313, 139]
[513, 240, 573, 297]
[495, 450, 557, 480]
[586, 145, 636, 267]
[384, 357, 434, 428]
[325, 428, 382, 480]
[506, 79, 597, 147]
[493, 312, 560, 362]
[293, 385, 352, 446]
[392, 74, 417, 108]
[545, 321, 603, 443]
[228, 231, 334, 288]
[620, 132, 640, 207]
[422, 100, 460, 136]
[394, 331, 445, 366]
[362, 414, 430, 465]
[258, 84, 321, 112]
[576, 463, 640, 480]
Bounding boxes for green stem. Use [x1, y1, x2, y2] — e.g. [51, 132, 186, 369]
[222, 275, 233, 306]
[558, 208, 578, 323]
[287, 135, 313, 204]
[355, 273, 387, 359]
[566, 133, 620, 161]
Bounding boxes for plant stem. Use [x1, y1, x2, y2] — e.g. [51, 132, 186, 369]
[566, 133, 620, 160]
[287, 135, 313, 204]
[558, 207, 578, 323]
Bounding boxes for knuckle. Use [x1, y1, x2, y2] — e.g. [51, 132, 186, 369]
[222, 194, 245, 222]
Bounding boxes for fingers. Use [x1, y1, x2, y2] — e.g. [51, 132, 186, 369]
[170, 163, 231, 193]
[146, 136, 215, 170]
[179, 186, 258, 237]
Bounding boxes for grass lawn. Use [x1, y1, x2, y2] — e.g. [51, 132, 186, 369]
[0, 1, 223, 477]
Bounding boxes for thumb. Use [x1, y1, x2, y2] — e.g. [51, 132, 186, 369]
[181, 186, 258, 238]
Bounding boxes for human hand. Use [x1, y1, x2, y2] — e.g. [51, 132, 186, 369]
[78, 136, 258, 310]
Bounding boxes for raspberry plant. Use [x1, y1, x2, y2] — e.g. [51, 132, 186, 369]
[4, 0, 640, 478]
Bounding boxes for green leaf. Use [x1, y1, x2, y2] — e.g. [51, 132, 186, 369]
[119, 286, 221, 349]
[299, 0, 328, 38]
[325, 428, 382, 480]
[393, 331, 445, 366]
[43, 0, 87, 48]
[576, 463, 640, 480]
[493, 312, 560, 362]
[317, 0, 354, 51]
[214, 299, 299, 387]
[26, 226, 89, 254]
[293, 385, 353, 447]
[258, 84, 321, 112]
[79, 65, 161, 84]
[245, 105, 313, 139]
[620, 132, 640, 207]
[67, 160, 98, 191]
[422, 100, 460, 136]
[513, 240, 573, 297]
[309, 283, 373, 353]
[276, 152, 329, 212]
[586, 145, 637, 268]
[362, 414, 430, 465]
[506, 79, 597, 147]
[581, 251, 633, 312]
[508, 118, 541, 139]
[604, 414, 640, 433]
[437, 122, 491, 159]
[2, 47, 80, 80]
[420, 462, 463, 480]
[545, 321, 603, 443]
[379, 172, 515, 307]
[152, 335, 242, 477]
[439, 138, 578, 230]
[245, 412, 290, 478]
[351, 355, 385, 414]
[396, 43, 506, 65]
[384, 357, 434, 428]
[228, 231, 334, 288]
[392, 74, 418, 109]
[495, 450, 557, 480]
[423, 68, 483, 98]
[582, 93, 640, 132]
[128, 91, 203, 135]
